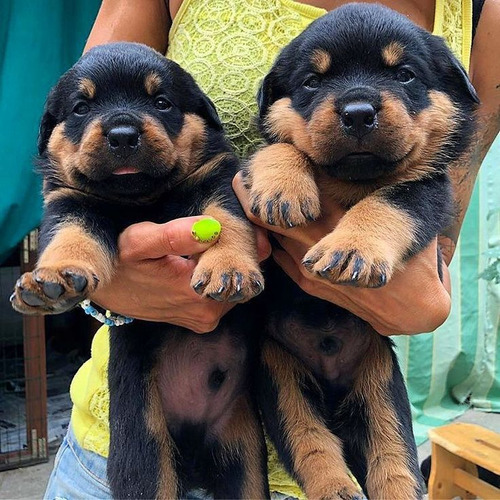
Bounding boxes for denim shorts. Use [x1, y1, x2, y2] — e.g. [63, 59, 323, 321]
[44, 426, 211, 500]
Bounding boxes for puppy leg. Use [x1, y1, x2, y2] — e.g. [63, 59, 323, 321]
[338, 333, 422, 499]
[244, 143, 321, 228]
[191, 202, 264, 302]
[108, 323, 178, 500]
[259, 339, 361, 500]
[11, 219, 115, 315]
[304, 175, 450, 287]
[213, 395, 270, 499]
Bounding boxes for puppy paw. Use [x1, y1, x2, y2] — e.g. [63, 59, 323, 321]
[321, 488, 366, 500]
[312, 482, 365, 500]
[249, 190, 321, 228]
[245, 144, 321, 228]
[191, 262, 264, 303]
[303, 234, 394, 288]
[10, 265, 99, 315]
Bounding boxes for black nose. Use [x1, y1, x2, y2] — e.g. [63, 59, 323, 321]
[340, 102, 377, 139]
[107, 126, 140, 158]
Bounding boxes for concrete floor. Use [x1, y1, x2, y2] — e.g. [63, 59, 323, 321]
[0, 410, 499, 499]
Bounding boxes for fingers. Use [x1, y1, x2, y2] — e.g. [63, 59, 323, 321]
[119, 217, 220, 261]
[255, 227, 272, 262]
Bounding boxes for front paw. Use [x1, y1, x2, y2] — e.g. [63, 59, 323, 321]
[10, 265, 98, 315]
[321, 489, 366, 500]
[244, 144, 321, 228]
[303, 238, 393, 288]
[191, 264, 264, 303]
[248, 189, 321, 229]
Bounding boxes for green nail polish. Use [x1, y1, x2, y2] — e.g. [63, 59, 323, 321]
[192, 219, 222, 243]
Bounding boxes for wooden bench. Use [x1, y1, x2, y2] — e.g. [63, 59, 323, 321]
[428, 422, 500, 499]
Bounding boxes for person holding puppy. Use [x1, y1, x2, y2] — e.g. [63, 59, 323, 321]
[45, 0, 500, 498]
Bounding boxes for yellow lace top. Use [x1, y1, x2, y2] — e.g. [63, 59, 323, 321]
[70, 0, 472, 497]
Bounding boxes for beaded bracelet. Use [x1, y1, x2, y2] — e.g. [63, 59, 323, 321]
[79, 299, 134, 327]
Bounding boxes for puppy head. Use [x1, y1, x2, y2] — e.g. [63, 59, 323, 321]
[258, 4, 478, 183]
[39, 42, 222, 198]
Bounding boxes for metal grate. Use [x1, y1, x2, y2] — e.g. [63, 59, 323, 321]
[0, 231, 48, 470]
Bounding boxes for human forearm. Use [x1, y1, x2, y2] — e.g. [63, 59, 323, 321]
[84, 0, 170, 53]
[273, 236, 451, 336]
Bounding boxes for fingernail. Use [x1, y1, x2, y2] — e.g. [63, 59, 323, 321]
[192, 218, 222, 243]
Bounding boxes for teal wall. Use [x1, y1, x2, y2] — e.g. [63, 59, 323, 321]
[0, 0, 101, 262]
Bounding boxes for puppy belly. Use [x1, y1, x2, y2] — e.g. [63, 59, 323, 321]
[156, 330, 250, 433]
[268, 305, 371, 386]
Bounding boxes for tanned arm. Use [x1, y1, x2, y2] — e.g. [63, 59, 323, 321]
[84, 0, 170, 53]
[440, 0, 500, 264]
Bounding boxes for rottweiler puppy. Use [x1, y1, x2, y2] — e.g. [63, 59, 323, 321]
[11, 43, 269, 499]
[246, 4, 478, 499]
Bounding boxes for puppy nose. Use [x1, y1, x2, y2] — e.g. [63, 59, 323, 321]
[107, 126, 140, 158]
[340, 102, 376, 139]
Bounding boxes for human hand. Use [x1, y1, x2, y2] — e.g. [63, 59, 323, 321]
[91, 216, 270, 333]
[233, 172, 451, 335]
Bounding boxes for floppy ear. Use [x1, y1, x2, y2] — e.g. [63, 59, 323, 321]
[447, 56, 480, 104]
[257, 67, 286, 120]
[38, 89, 59, 155]
[198, 94, 223, 132]
[430, 35, 479, 105]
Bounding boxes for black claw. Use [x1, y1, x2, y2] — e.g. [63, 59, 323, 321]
[252, 279, 264, 295]
[318, 251, 345, 277]
[319, 267, 333, 278]
[250, 197, 260, 216]
[20, 290, 46, 307]
[193, 280, 206, 295]
[330, 251, 344, 268]
[301, 200, 317, 222]
[247, 272, 264, 295]
[64, 272, 88, 293]
[42, 281, 64, 299]
[208, 273, 230, 301]
[279, 202, 294, 227]
[234, 272, 243, 292]
[228, 273, 244, 302]
[351, 256, 364, 281]
[377, 272, 387, 287]
[266, 200, 275, 225]
[302, 257, 315, 270]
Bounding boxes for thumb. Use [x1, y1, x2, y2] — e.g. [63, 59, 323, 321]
[119, 216, 221, 261]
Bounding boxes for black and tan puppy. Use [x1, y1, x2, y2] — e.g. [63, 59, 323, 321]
[11, 43, 268, 499]
[246, 4, 478, 499]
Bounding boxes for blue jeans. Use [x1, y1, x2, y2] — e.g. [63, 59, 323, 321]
[44, 427, 110, 500]
[44, 426, 211, 500]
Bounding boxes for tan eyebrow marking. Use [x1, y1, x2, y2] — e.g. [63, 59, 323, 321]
[78, 78, 96, 99]
[145, 72, 162, 95]
[382, 42, 405, 66]
[311, 49, 332, 74]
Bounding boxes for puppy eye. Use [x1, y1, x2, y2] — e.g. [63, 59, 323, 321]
[303, 75, 321, 90]
[73, 102, 90, 115]
[154, 97, 173, 111]
[396, 67, 416, 84]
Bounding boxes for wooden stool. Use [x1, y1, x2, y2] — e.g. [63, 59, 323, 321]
[428, 422, 500, 499]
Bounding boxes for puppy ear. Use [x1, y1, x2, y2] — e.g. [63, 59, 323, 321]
[447, 57, 480, 104]
[198, 95, 223, 132]
[38, 89, 59, 155]
[430, 35, 479, 105]
[257, 68, 285, 120]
